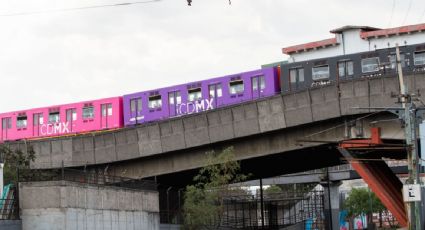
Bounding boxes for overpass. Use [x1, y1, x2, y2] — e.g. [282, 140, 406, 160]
[5, 73, 425, 228]
[6, 75, 414, 180]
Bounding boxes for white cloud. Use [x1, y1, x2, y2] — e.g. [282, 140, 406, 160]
[0, 0, 424, 112]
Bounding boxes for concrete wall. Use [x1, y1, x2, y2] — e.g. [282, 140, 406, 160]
[19, 181, 159, 230]
[0, 220, 21, 230]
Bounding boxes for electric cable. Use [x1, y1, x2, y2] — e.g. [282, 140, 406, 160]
[0, 0, 161, 17]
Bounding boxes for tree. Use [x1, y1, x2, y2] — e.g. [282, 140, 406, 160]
[0, 144, 35, 185]
[182, 147, 249, 230]
[343, 187, 386, 228]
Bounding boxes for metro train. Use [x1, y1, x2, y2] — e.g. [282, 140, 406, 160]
[1, 42, 425, 142]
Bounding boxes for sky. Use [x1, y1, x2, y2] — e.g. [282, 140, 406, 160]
[0, 0, 425, 112]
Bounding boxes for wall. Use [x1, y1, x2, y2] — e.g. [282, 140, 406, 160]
[19, 181, 159, 230]
[0, 220, 21, 230]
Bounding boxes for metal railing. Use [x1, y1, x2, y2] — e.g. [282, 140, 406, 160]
[18, 167, 157, 191]
[0, 198, 18, 220]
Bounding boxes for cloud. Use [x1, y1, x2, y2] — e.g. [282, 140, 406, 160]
[0, 0, 424, 112]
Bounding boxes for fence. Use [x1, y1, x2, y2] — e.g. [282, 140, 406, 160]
[18, 167, 157, 191]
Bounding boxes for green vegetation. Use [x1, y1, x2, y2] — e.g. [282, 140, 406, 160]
[0, 144, 35, 185]
[343, 187, 386, 228]
[182, 147, 249, 230]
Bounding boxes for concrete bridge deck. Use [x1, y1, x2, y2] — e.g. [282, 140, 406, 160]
[6, 74, 424, 183]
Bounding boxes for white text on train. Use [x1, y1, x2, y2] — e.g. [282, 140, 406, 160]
[40, 122, 70, 136]
[177, 98, 214, 115]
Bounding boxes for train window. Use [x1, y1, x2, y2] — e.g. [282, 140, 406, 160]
[2, 117, 12, 129]
[209, 84, 222, 98]
[102, 104, 113, 116]
[229, 80, 244, 94]
[289, 68, 304, 83]
[82, 106, 94, 119]
[388, 54, 406, 69]
[66, 109, 77, 121]
[148, 95, 162, 109]
[414, 51, 425, 66]
[361, 57, 380, 73]
[312, 65, 330, 81]
[188, 88, 202, 101]
[16, 116, 27, 128]
[48, 112, 60, 123]
[130, 98, 142, 111]
[252, 76, 266, 90]
[168, 91, 181, 105]
[33, 113, 43, 126]
[338, 61, 354, 77]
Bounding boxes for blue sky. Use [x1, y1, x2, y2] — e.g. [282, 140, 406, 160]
[0, 0, 424, 112]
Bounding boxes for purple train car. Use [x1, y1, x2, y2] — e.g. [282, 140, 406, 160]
[123, 67, 280, 126]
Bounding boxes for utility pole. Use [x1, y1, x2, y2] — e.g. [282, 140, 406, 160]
[396, 43, 422, 230]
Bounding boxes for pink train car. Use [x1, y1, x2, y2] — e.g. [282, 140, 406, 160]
[0, 97, 123, 142]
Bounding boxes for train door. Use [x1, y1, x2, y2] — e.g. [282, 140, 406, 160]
[289, 67, 304, 91]
[208, 83, 222, 109]
[66, 108, 76, 132]
[1, 117, 11, 141]
[130, 97, 142, 124]
[32, 113, 43, 137]
[251, 75, 265, 99]
[101, 103, 112, 129]
[168, 91, 181, 117]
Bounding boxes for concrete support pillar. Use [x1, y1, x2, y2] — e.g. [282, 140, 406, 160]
[321, 180, 342, 230]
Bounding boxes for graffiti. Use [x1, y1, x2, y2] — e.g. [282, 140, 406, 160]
[129, 116, 145, 122]
[176, 98, 214, 115]
[40, 122, 70, 136]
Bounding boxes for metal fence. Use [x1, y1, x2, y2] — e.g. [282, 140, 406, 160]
[18, 167, 157, 191]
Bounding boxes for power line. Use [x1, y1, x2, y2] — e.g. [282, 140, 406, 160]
[0, 0, 161, 17]
[402, 0, 413, 25]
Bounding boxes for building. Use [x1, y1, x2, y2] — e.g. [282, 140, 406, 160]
[282, 23, 425, 62]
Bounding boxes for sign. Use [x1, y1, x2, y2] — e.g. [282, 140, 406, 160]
[403, 184, 422, 202]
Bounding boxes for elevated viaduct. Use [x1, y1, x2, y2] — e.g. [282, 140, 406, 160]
[5, 73, 425, 228]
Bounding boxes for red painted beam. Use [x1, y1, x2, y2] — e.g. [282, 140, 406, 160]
[349, 160, 407, 227]
[339, 127, 407, 227]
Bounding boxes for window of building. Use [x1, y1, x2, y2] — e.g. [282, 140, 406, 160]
[148, 95, 162, 109]
[48, 112, 60, 123]
[209, 83, 222, 98]
[2, 117, 12, 129]
[414, 51, 425, 66]
[312, 65, 330, 81]
[168, 91, 181, 105]
[66, 109, 77, 122]
[361, 57, 380, 73]
[188, 88, 202, 101]
[388, 54, 406, 69]
[82, 106, 94, 119]
[130, 97, 142, 112]
[16, 115, 27, 128]
[338, 60, 354, 77]
[289, 68, 304, 83]
[229, 80, 244, 94]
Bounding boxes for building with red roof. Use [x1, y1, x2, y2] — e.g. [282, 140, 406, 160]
[282, 23, 425, 62]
